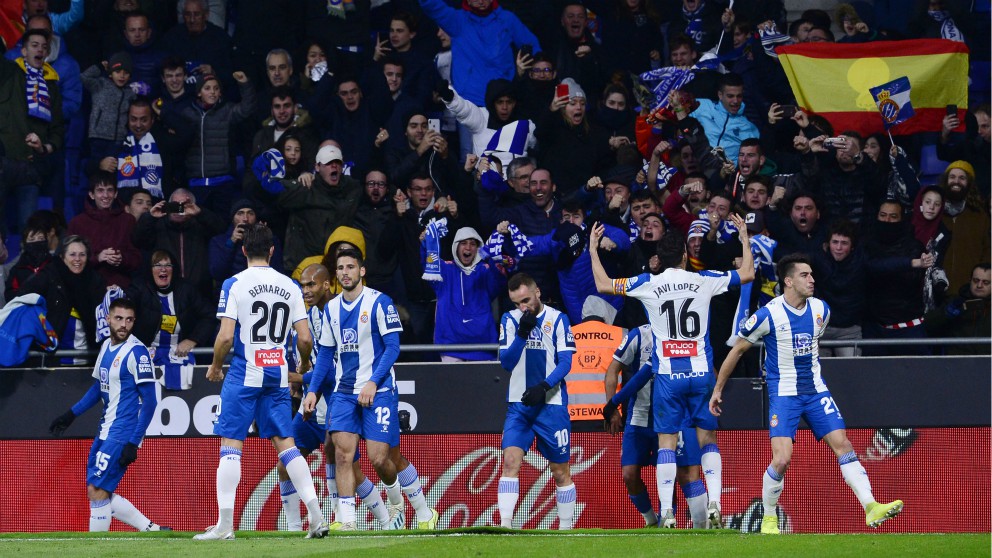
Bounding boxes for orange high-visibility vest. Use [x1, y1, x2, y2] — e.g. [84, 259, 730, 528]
[567, 320, 624, 421]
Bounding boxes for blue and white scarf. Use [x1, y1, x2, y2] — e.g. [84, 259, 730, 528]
[929, 10, 964, 42]
[118, 133, 164, 197]
[24, 63, 52, 122]
[253, 148, 287, 194]
[695, 210, 737, 243]
[725, 234, 777, 346]
[483, 224, 533, 271]
[95, 286, 125, 343]
[422, 217, 448, 281]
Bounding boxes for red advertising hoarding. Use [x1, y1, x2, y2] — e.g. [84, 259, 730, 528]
[2, 428, 987, 533]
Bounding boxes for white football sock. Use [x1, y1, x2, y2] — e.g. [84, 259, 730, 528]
[89, 498, 112, 532]
[385, 480, 404, 506]
[398, 463, 432, 521]
[682, 480, 708, 528]
[555, 484, 576, 530]
[280, 480, 302, 531]
[110, 493, 151, 530]
[497, 477, 518, 528]
[338, 496, 356, 524]
[325, 463, 338, 522]
[280, 448, 324, 525]
[357, 477, 390, 525]
[656, 449, 677, 514]
[762, 466, 784, 517]
[839, 452, 875, 508]
[216, 446, 242, 531]
[700, 444, 722, 505]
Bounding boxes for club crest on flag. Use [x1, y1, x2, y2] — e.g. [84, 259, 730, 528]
[869, 77, 914, 129]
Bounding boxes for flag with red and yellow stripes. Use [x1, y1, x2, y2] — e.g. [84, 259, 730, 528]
[777, 39, 969, 136]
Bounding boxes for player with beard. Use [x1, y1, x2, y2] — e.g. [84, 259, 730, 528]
[49, 299, 170, 532]
[712, 253, 904, 533]
[938, 161, 991, 289]
[278, 263, 398, 531]
[305, 249, 439, 530]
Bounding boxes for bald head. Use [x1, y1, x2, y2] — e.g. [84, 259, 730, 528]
[300, 264, 332, 308]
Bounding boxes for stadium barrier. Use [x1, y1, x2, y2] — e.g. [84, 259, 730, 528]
[1, 357, 988, 533]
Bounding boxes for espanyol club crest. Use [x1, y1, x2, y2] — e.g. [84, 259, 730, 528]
[360, 311, 369, 323]
[876, 90, 900, 124]
[770, 414, 779, 427]
[120, 159, 136, 177]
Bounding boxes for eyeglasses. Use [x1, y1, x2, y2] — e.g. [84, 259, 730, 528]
[153, 264, 173, 269]
[365, 181, 388, 188]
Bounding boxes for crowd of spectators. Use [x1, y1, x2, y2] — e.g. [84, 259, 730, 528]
[0, 0, 989, 375]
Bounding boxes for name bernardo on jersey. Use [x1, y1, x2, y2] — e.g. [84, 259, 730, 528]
[247, 284, 293, 300]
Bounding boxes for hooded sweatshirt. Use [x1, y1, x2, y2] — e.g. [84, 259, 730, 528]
[444, 78, 537, 171]
[425, 227, 507, 360]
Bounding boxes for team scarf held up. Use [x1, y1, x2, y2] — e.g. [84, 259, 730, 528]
[726, 234, 778, 346]
[117, 133, 164, 198]
[482, 224, 532, 272]
[422, 217, 449, 281]
[24, 63, 52, 122]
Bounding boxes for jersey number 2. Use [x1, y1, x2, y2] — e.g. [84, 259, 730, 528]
[251, 301, 290, 344]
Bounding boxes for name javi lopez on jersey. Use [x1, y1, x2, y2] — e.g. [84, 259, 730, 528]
[652, 283, 700, 297]
[247, 284, 293, 300]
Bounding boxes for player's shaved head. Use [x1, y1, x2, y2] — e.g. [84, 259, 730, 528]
[302, 263, 330, 284]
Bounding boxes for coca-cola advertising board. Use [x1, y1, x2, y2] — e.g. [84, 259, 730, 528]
[3, 428, 987, 533]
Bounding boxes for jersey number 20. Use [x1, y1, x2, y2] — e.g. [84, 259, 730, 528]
[251, 301, 290, 344]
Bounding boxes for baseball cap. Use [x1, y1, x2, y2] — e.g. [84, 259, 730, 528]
[108, 52, 133, 74]
[315, 145, 344, 165]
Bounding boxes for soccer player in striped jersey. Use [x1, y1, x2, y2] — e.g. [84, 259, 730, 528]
[49, 298, 169, 532]
[304, 249, 438, 531]
[197, 224, 328, 540]
[711, 253, 903, 534]
[497, 273, 578, 529]
[590, 215, 754, 529]
[604, 324, 717, 528]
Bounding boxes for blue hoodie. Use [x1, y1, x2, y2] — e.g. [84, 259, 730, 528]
[422, 227, 507, 360]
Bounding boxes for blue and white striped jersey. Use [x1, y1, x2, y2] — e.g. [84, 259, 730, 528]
[92, 334, 155, 441]
[613, 324, 654, 428]
[318, 288, 403, 395]
[217, 266, 308, 388]
[615, 268, 739, 376]
[499, 306, 576, 405]
[739, 295, 831, 396]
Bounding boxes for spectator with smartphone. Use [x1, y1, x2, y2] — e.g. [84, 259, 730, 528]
[536, 78, 613, 195]
[794, 131, 885, 226]
[66, 170, 142, 288]
[385, 111, 455, 193]
[938, 104, 990, 199]
[208, 199, 284, 285]
[133, 188, 226, 301]
[924, 262, 991, 356]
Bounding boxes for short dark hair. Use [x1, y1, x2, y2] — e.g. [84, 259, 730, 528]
[160, 55, 185, 75]
[109, 298, 136, 313]
[974, 262, 991, 273]
[335, 247, 365, 268]
[630, 189, 658, 205]
[718, 73, 744, 91]
[777, 253, 812, 280]
[808, 25, 835, 41]
[129, 96, 155, 116]
[21, 28, 51, 46]
[382, 55, 404, 70]
[745, 175, 771, 191]
[242, 224, 274, 260]
[270, 85, 294, 104]
[657, 230, 687, 270]
[710, 189, 734, 206]
[26, 210, 65, 237]
[788, 18, 811, 36]
[408, 173, 434, 190]
[507, 272, 537, 292]
[828, 219, 859, 245]
[88, 170, 117, 191]
[391, 10, 419, 33]
[789, 192, 820, 212]
[668, 33, 695, 53]
[739, 138, 762, 154]
[974, 103, 991, 118]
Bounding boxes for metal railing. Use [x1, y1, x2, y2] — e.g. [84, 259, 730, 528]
[22, 337, 991, 366]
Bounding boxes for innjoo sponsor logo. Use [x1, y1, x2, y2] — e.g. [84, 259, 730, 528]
[662, 340, 698, 357]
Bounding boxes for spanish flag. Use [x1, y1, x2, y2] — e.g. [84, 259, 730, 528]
[777, 39, 969, 136]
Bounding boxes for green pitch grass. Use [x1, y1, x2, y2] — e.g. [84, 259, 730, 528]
[1, 529, 987, 558]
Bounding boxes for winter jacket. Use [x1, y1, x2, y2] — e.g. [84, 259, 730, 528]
[942, 205, 992, 290]
[249, 109, 319, 160]
[354, 196, 400, 292]
[535, 111, 613, 195]
[208, 227, 284, 284]
[170, 80, 256, 179]
[864, 222, 926, 325]
[5, 35, 82, 119]
[66, 198, 142, 288]
[924, 283, 991, 355]
[132, 209, 227, 299]
[81, 65, 136, 142]
[800, 151, 884, 226]
[765, 210, 829, 261]
[17, 258, 105, 352]
[121, 40, 168, 99]
[418, 0, 541, 107]
[689, 98, 760, 164]
[810, 246, 869, 328]
[479, 194, 563, 298]
[528, 224, 629, 324]
[159, 22, 233, 90]
[423, 231, 507, 360]
[126, 276, 217, 349]
[276, 175, 363, 275]
[0, 58, 65, 161]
